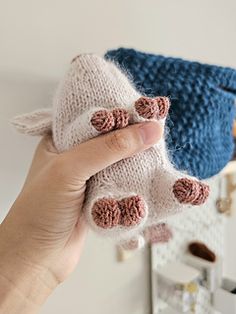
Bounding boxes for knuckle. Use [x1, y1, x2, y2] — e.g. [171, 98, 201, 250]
[105, 131, 130, 153]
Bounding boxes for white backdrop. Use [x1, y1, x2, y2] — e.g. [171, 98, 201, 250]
[0, 1, 235, 313]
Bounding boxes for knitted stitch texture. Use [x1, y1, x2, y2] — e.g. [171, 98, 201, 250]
[12, 54, 209, 246]
[105, 48, 236, 179]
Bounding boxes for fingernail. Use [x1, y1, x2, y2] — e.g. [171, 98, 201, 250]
[139, 122, 163, 145]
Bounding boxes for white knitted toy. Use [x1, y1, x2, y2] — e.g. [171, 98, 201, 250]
[12, 54, 209, 249]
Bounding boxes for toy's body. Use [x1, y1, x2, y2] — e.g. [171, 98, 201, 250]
[12, 54, 209, 247]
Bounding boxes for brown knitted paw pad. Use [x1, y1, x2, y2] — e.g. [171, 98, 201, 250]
[135, 96, 159, 119]
[112, 108, 129, 129]
[173, 178, 209, 205]
[192, 182, 210, 205]
[92, 198, 120, 228]
[135, 96, 170, 120]
[119, 195, 146, 227]
[91, 110, 115, 133]
[144, 223, 173, 244]
[92, 195, 146, 229]
[188, 241, 216, 262]
[155, 97, 170, 119]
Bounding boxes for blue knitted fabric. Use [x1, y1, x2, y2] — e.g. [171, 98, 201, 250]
[105, 48, 236, 179]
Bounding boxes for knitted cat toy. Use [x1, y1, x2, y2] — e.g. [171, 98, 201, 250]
[12, 54, 209, 248]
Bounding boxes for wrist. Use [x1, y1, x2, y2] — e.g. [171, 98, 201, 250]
[0, 223, 58, 313]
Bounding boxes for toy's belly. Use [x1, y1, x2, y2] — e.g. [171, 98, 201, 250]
[103, 145, 164, 193]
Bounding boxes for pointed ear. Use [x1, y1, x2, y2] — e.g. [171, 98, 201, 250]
[11, 108, 53, 136]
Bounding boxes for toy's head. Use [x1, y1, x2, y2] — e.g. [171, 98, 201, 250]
[11, 54, 141, 148]
[11, 54, 170, 152]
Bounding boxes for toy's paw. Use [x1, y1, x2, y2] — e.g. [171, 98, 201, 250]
[144, 223, 173, 244]
[173, 178, 209, 205]
[119, 195, 146, 227]
[112, 108, 129, 129]
[134, 96, 170, 120]
[91, 195, 146, 229]
[91, 108, 129, 133]
[91, 110, 115, 133]
[91, 198, 121, 228]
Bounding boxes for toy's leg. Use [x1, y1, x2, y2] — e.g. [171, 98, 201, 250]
[91, 194, 147, 229]
[119, 235, 145, 250]
[131, 96, 170, 123]
[144, 223, 173, 244]
[153, 169, 209, 219]
[60, 107, 129, 150]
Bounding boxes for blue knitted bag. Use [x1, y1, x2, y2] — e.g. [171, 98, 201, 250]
[105, 48, 236, 179]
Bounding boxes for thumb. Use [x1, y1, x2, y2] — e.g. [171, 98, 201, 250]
[62, 121, 163, 180]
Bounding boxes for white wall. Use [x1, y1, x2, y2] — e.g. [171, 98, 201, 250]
[0, 1, 235, 313]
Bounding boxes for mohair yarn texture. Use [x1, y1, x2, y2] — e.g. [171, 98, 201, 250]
[105, 48, 236, 179]
[12, 54, 209, 247]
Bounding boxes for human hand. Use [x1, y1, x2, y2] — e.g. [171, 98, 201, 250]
[0, 121, 162, 313]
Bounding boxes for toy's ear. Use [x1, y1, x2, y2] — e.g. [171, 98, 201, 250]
[11, 108, 53, 136]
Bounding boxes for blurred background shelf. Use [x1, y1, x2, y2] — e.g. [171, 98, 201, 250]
[221, 160, 236, 175]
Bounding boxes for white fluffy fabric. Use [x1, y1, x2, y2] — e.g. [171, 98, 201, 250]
[12, 54, 209, 245]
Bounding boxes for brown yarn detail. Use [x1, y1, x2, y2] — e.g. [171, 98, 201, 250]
[119, 195, 146, 227]
[191, 182, 210, 205]
[188, 241, 216, 262]
[173, 178, 209, 205]
[135, 96, 159, 119]
[145, 223, 173, 244]
[92, 198, 120, 229]
[112, 108, 130, 129]
[173, 178, 201, 204]
[155, 97, 170, 119]
[91, 110, 115, 133]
